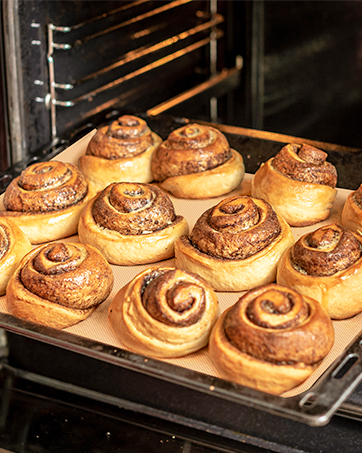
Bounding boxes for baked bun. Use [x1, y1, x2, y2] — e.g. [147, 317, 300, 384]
[277, 223, 362, 319]
[341, 183, 362, 234]
[78, 182, 189, 265]
[0, 217, 32, 295]
[209, 283, 334, 395]
[0, 161, 94, 244]
[151, 123, 244, 198]
[109, 266, 219, 358]
[79, 115, 162, 193]
[6, 242, 114, 329]
[175, 195, 294, 291]
[251, 143, 337, 226]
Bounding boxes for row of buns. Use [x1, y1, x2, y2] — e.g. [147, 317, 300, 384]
[0, 115, 362, 396]
[79, 115, 245, 199]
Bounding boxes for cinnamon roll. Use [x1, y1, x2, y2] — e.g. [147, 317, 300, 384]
[0, 161, 95, 244]
[174, 195, 294, 291]
[251, 143, 337, 226]
[0, 218, 32, 295]
[209, 283, 334, 395]
[151, 123, 244, 198]
[277, 223, 362, 319]
[79, 115, 162, 193]
[109, 267, 219, 357]
[6, 242, 114, 329]
[341, 183, 362, 234]
[78, 182, 189, 265]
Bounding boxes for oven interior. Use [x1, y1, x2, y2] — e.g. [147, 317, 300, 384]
[0, 1, 362, 449]
[1, 1, 362, 177]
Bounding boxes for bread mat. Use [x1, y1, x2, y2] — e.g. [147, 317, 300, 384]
[0, 130, 361, 399]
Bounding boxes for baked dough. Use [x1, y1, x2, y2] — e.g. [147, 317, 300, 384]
[251, 143, 337, 226]
[209, 283, 334, 395]
[151, 123, 244, 198]
[277, 223, 362, 319]
[6, 242, 114, 329]
[175, 195, 294, 291]
[0, 161, 95, 244]
[341, 183, 362, 234]
[79, 115, 162, 193]
[109, 266, 219, 358]
[0, 217, 32, 295]
[78, 182, 189, 265]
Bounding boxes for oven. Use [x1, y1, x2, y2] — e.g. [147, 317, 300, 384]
[0, 0, 244, 179]
[1, 1, 362, 452]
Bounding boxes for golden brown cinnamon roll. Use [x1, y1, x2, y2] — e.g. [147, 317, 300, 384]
[79, 115, 162, 193]
[0, 161, 95, 244]
[6, 242, 114, 329]
[151, 123, 244, 198]
[251, 143, 337, 226]
[0, 218, 32, 295]
[109, 267, 219, 357]
[277, 223, 362, 319]
[209, 283, 334, 395]
[341, 183, 362, 234]
[78, 182, 189, 265]
[174, 195, 294, 291]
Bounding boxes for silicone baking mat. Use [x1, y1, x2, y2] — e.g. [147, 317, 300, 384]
[0, 130, 361, 399]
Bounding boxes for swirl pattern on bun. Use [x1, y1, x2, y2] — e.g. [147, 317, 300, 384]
[151, 123, 244, 198]
[277, 223, 362, 319]
[209, 283, 334, 395]
[0, 161, 94, 244]
[109, 267, 219, 357]
[6, 242, 114, 329]
[341, 183, 362, 235]
[78, 182, 189, 265]
[0, 217, 32, 295]
[79, 115, 162, 193]
[251, 143, 337, 226]
[175, 195, 294, 291]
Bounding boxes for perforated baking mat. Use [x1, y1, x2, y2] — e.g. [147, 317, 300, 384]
[0, 130, 361, 402]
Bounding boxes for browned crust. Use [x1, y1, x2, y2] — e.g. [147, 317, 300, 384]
[271, 143, 337, 187]
[86, 115, 156, 159]
[152, 123, 232, 181]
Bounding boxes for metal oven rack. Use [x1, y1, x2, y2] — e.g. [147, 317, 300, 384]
[44, 1, 229, 138]
[2, 0, 242, 165]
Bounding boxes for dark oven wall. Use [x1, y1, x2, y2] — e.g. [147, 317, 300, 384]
[1, 0, 362, 175]
[0, 0, 244, 172]
[243, 1, 362, 149]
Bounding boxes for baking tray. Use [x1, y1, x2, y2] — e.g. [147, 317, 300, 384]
[0, 117, 362, 431]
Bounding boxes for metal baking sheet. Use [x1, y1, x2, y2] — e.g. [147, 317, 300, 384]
[0, 123, 362, 428]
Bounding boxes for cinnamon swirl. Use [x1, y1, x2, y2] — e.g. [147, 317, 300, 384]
[78, 182, 189, 265]
[277, 223, 362, 319]
[251, 143, 337, 226]
[0, 161, 94, 244]
[151, 123, 244, 198]
[109, 267, 219, 357]
[341, 183, 362, 235]
[209, 283, 334, 395]
[6, 242, 114, 329]
[0, 217, 32, 295]
[174, 195, 294, 291]
[79, 115, 162, 193]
